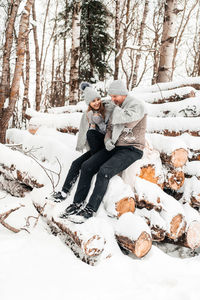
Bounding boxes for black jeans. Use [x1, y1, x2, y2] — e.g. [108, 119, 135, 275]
[73, 146, 143, 212]
[62, 130, 105, 193]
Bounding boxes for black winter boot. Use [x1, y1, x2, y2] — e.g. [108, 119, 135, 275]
[67, 205, 95, 223]
[59, 203, 82, 218]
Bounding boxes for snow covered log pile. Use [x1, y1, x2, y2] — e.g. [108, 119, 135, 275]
[0, 143, 46, 197]
[2, 77, 200, 263]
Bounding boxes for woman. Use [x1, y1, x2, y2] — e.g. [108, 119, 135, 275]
[50, 82, 113, 204]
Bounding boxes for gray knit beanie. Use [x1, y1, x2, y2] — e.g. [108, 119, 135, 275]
[108, 80, 128, 95]
[80, 82, 101, 105]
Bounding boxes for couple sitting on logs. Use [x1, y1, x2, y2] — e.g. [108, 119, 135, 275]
[49, 80, 147, 223]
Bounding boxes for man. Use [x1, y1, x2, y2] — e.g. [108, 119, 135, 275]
[60, 80, 147, 223]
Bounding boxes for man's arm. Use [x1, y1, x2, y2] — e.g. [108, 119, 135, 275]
[112, 100, 145, 125]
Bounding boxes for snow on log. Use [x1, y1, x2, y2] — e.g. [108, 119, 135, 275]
[160, 194, 186, 240]
[104, 176, 136, 218]
[27, 112, 82, 135]
[178, 203, 200, 249]
[47, 101, 87, 114]
[33, 202, 106, 263]
[184, 161, 200, 179]
[178, 133, 200, 161]
[6, 128, 75, 165]
[146, 97, 200, 118]
[0, 143, 46, 193]
[164, 166, 185, 191]
[132, 177, 163, 211]
[115, 213, 152, 258]
[147, 133, 188, 168]
[132, 77, 200, 93]
[122, 143, 164, 188]
[136, 208, 167, 242]
[147, 117, 200, 136]
[179, 177, 200, 208]
[133, 87, 196, 104]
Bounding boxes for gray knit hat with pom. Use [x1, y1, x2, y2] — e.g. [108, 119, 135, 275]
[108, 80, 128, 95]
[80, 82, 101, 105]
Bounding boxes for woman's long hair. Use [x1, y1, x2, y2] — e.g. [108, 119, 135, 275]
[87, 100, 106, 119]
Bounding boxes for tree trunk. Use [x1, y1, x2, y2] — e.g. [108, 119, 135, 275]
[32, 1, 41, 111]
[114, 0, 121, 79]
[0, 0, 21, 110]
[131, 0, 149, 88]
[157, 0, 177, 82]
[69, 0, 82, 105]
[22, 37, 31, 124]
[0, 0, 34, 143]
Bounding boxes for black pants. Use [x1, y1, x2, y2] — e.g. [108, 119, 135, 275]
[62, 130, 105, 193]
[73, 146, 143, 212]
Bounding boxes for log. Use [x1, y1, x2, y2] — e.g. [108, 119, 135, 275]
[34, 202, 106, 265]
[0, 174, 32, 197]
[164, 167, 185, 191]
[160, 195, 186, 240]
[184, 161, 200, 180]
[147, 117, 200, 136]
[174, 203, 200, 249]
[122, 143, 164, 189]
[146, 96, 200, 117]
[0, 144, 45, 195]
[115, 213, 152, 258]
[132, 177, 163, 211]
[147, 133, 188, 168]
[115, 197, 136, 218]
[179, 177, 200, 208]
[132, 78, 200, 93]
[28, 112, 81, 135]
[104, 176, 136, 218]
[136, 208, 166, 242]
[138, 164, 164, 188]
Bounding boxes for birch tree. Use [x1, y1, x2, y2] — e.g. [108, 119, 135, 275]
[69, 0, 82, 105]
[0, 0, 34, 143]
[157, 0, 178, 82]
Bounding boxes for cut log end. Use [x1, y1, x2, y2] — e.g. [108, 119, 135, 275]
[168, 214, 186, 240]
[83, 235, 106, 257]
[116, 232, 152, 258]
[184, 221, 200, 249]
[167, 170, 185, 190]
[134, 231, 152, 258]
[116, 197, 135, 217]
[171, 149, 188, 168]
[139, 165, 163, 188]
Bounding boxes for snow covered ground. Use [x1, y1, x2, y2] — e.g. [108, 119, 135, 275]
[1, 124, 200, 300]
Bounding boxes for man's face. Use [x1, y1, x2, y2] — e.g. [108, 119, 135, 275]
[110, 95, 126, 106]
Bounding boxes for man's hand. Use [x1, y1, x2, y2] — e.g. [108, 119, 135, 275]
[105, 139, 115, 151]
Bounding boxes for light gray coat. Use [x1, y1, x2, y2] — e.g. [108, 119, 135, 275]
[76, 99, 115, 152]
[104, 94, 147, 150]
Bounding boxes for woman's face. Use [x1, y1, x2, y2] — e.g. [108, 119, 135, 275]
[90, 98, 101, 110]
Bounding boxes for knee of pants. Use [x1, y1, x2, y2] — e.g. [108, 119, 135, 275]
[81, 160, 93, 174]
[98, 166, 112, 180]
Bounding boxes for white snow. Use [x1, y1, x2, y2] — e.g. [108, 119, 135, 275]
[1, 126, 200, 300]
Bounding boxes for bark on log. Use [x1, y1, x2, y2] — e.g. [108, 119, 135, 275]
[136, 208, 166, 242]
[116, 232, 152, 258]
[133, 178, 163, 211]
[0, 174, 32, 197]
[146, 96, 200, 118]
[164, 167, 185, 191]
[147, 117, 200, 136]
[34, 202, 106, 264]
